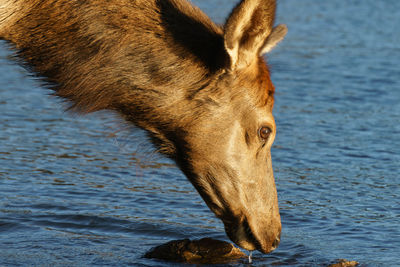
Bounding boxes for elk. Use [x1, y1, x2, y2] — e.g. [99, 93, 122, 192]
[0, 0, 287, 254]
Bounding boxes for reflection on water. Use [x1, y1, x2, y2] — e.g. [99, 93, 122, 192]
[1, 0, 399, 266]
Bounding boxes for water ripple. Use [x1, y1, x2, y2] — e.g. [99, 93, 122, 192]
[1, 0, 400, 266]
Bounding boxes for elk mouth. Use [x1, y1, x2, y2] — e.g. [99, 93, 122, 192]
[222, 214, 281, 254]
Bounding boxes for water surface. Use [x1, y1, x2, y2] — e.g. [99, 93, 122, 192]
[1, 0, 399, 266]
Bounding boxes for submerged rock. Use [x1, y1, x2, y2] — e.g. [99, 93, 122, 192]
[144, 238, 247, 264]
[328, 259, 359, 267]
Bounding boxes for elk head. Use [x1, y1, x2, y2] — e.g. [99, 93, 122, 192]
[153, 0, 287, 253]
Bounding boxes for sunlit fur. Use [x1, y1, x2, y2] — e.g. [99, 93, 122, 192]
[0, 0, 286, 253]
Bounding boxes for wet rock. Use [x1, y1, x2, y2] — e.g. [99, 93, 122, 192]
[328, 259, 359, 267]
[144, 238, 247, 264]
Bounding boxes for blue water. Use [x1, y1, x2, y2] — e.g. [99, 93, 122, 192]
[1, 0, 399, 266]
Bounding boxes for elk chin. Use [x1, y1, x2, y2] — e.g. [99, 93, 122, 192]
[222, 215, 281, 254]
[222, 217, 258, 252]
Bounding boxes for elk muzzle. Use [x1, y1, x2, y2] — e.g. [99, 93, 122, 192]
[187, 161, 282, 254]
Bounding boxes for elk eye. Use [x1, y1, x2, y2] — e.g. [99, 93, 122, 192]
[259, 126, 272, 141]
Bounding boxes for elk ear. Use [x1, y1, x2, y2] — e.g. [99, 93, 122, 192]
[260, 24, 287, 54]
[224, 0, 286, 70]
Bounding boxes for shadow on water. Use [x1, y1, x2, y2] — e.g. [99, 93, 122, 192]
[1, 0, 400, 266]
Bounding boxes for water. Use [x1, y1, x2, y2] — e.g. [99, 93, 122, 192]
[1, 0, 399, 266]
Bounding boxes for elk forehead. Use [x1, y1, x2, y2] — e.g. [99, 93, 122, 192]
[258, 60, 275, 109]
[236, 58, 275, 109]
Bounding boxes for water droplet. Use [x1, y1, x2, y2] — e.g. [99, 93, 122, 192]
[248, 251, 253, 264]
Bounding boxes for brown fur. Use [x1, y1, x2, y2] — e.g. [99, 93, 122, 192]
[0, 0, 287, 253]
